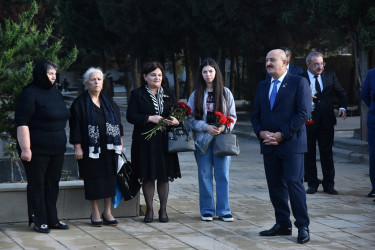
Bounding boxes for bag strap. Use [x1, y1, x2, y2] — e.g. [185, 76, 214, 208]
[122, 152, 129, 162]
[222, 126, 230, 134]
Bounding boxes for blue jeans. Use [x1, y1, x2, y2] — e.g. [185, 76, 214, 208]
[194, 141, 231, 216]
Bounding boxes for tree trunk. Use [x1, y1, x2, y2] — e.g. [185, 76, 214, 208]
[219, 47, 226, 80]
[123, 54, 132, 102]
[355, 43, 369, 141]
[241, 56, 246, 81]
[101, 49, 114, 97]
[131, 56, 140, 88]
[236, 56, 242, 81]
[171, 53, 179, 100]
[229, 49, 235, 94]
[184, 36, 194, 99]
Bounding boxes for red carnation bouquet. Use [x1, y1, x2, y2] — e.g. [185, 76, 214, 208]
[306, 87, 315, 125]
[305, 115, 314, 125]
[214, 111, 234, 128]
[142, 101, 192, 140]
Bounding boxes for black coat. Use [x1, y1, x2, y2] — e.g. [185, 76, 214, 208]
[300, 70, 347, 129]
[69, 91, 123, 179]
[126, 86, 177, 141]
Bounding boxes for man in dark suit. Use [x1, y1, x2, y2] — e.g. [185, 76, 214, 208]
[252, 49, 311, 244]
[301, 51, 347, 195]
[266, 47, 303, 80]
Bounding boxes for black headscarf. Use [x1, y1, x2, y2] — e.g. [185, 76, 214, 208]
[31, 60, 58, 90]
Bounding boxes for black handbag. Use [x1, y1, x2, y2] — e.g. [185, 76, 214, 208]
[167, 124, 195, 153]
[213, 128, 240, 156]
[117, 153, 141, 201]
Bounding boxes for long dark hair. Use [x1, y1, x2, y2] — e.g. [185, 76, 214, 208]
[140, 61, 167, 88]
[193, 58, 227, 120]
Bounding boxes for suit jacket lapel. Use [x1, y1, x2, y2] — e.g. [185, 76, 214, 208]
[272, 73, 290, 110]
[320, 71, 328, 91]
[303, 72, 311, 85]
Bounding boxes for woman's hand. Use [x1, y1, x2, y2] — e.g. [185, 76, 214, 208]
[148, 115, 163, 124]
[74, 144, 84, 160]
[17, 126, 32, 162]
[206, 125, 222, 136]
[163, 115, 179, 126]
[21, 149, 32, 162]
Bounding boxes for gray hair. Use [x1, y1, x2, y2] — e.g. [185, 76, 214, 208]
[306, 51, 323, 64]
[82, 67, 105, 83]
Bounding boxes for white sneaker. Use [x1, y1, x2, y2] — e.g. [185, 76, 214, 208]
[219, 214, 234, 222]
[201, 214, 213, 221]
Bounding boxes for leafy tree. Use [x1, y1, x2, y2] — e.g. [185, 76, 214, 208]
[282, 0, 375, 140]
[0, 0, 78, 137]
[56, 0, 119, 96]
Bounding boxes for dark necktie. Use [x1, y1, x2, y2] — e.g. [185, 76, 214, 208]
[269, 80, 279, 109]
[314, 75, 321, 94]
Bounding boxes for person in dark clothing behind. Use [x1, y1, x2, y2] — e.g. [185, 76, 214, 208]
[15, 60, 70, 233]
[69, 67, 124, 227]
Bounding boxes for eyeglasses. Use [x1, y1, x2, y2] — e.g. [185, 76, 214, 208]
[313, 62, 326, 67]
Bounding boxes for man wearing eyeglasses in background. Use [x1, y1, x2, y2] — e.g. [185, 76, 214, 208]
[300, 51, 347, 195]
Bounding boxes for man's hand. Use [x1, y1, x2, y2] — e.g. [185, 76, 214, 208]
[259, 131, 283, 146]
[339, 109, 346, 120]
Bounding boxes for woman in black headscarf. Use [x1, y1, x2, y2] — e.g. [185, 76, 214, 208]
[15, 60, 70, 233]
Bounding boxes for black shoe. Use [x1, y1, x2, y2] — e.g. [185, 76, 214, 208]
[259, 224, 292, 236]
[158, 210, 169, 223]
[102, 213, 118, 226]
[306, 186, 318, 194]
[219, 214, 234, 222]
[90, 215, 103, 227]
[34, 224, 50, 233]
[323, 187, 338, 195]
[144, 216, 153, 223]
[367, 189, 375, 197]
[49, 221, 69, 229]
[297, 227, 310, 244]
[144, 211, 154, 223]
[201, 214, 213, 221]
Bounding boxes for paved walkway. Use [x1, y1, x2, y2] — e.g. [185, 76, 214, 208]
[1, 115, 374, 249]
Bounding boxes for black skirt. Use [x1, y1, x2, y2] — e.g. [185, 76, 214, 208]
[131, 130, 181, 183]
[84, 174, 116, 200]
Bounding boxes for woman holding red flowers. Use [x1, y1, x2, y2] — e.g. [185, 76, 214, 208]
[188, 58, 237, 222]
[126, 61, 181, 223]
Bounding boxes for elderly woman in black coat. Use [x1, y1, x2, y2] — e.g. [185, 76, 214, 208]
[69, 67, 123, 227]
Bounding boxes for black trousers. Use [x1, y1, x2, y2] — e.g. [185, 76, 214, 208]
[23, 154, 64, 227]
[304, 126, 335, 188]
[263, 153, 309, 229]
